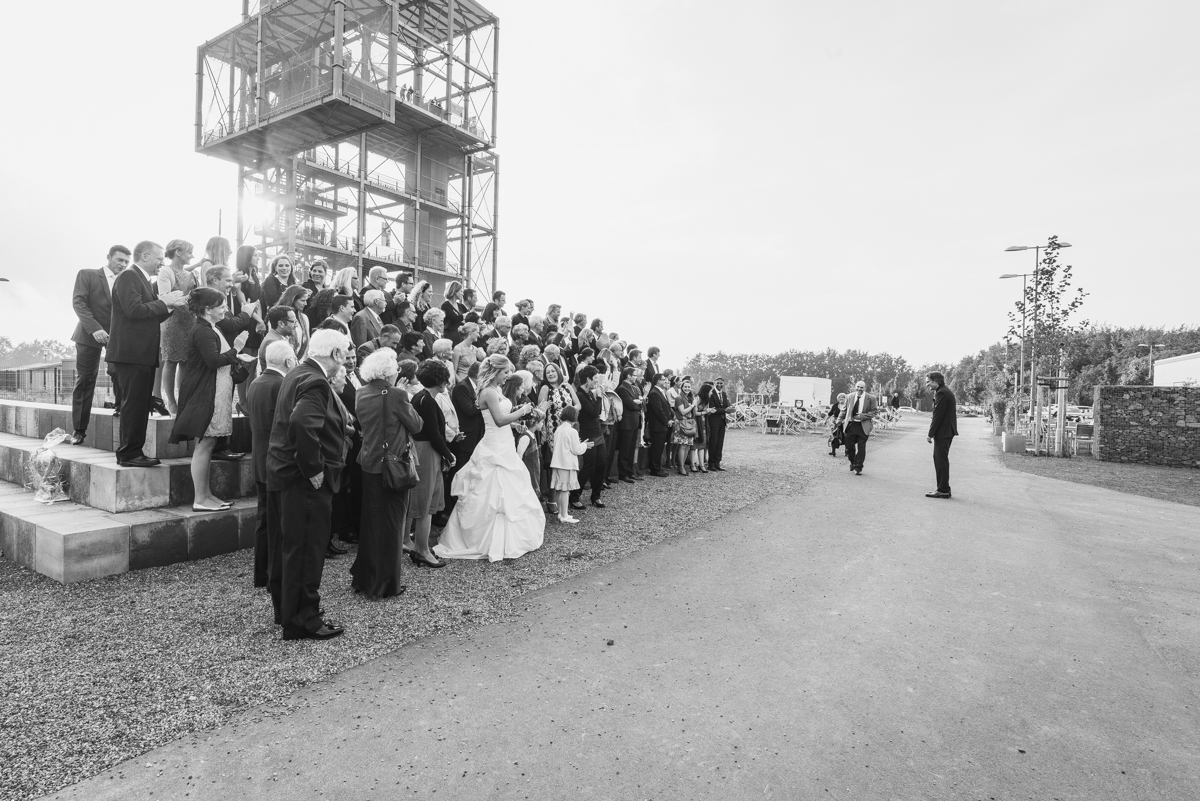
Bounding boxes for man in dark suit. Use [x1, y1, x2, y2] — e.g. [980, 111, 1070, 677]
[645, 373, 672, 477]
[837, 380, 878, 476]
[106, 241, 186, 467]
[925, 371, 959, 499]
[265, 329, 350, 640]
[436, 362, 483, 526]
[708, 377, 730, 471]
[642, 347, 660, 385]
[247, 340, 297, 592]
[68, 245, 130, 444]
[615, 367, 645, 483]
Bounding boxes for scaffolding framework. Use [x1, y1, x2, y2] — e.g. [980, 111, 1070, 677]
[197, 0, 498, 297]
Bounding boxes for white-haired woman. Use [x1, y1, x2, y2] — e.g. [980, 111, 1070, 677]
[441, 280, 468, 345]
[410, 280, 433, 333]
[351, 347, 423, 597]
[435, 354, 545, 562]
[421, 307, 445, 359]
[452, 322, 481, 381]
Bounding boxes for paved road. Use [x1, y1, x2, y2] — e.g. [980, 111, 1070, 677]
[47, 420, 1200, 800]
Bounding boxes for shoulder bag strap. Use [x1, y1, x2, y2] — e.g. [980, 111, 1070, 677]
[381, 387, 393, 460]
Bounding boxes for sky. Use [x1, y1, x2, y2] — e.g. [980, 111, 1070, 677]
[1, 0, 1196, 370]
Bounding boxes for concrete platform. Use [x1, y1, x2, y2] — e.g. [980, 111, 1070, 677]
[0, 482, 256, 583]
[0, 432, 254, 513]
[0, 398, 251, 459]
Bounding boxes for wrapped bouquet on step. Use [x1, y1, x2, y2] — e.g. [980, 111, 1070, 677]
[26, 428, 70, 504]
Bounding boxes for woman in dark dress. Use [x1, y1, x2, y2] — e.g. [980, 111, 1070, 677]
[402, 359, 455, 567]
[409, 280, 433, 333]
[826, 392, 847, 456]
[261, 254, 296, 308]
[351, 348, 424, 597]
[169, 288, 255, 511]
[441, 280, 468, 345]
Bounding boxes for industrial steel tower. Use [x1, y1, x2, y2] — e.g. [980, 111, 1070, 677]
[196, 0, 499, 297]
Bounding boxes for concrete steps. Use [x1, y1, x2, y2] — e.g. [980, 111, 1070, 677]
[0, 432, 254, 513]
[0, 399, 251, 460]
[0, 482, 256, 583]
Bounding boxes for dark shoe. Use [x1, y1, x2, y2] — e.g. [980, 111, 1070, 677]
[649, 471, 668, 477]
[211, 451, 246, 462]
[118, 455, 161, 468]
[569, 501, 586, 511]
[283, 623, 344, 641]
[102, 401, 116, 409]
[699, 466, 709, 473]
[149, 397, 170, 417]
[603, 482, 615, 489]
[855, 468, 862, 475]
[632, 475, 645, 481]
[339, 532, 359, 544]
[713, 466, 726, 472]
[327, 541, 348, 556]
[591, 500, 606, 509]
[925, 491, 952, 499]
[68, 431, 86, 446]
[677, 468, 687, 476]
[409, 551, 447, 568]
[620, 477, 635, 484]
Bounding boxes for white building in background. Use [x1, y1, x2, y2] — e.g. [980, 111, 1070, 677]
[1154, 351, 1200, 387]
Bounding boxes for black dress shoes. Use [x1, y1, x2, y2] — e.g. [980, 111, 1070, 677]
[327, 541, 348, 556]
[712, 466, 726, 472]
[68, 431, 86, 446]
[591, 500, 607, 509]
[620, 477, 635, 484]
[569, 501, 586, 511]
[283, 622, 344, 641]
[118, 455, 161, 468]
[649, 471, 668, 477]
[925, 491, 952, 499]
[632, 475, 645, 481]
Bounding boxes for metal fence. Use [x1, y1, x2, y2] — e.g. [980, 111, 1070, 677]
[0, 367, 116, 406]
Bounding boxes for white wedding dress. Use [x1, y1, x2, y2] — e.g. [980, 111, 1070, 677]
[435, 396, 545, 562]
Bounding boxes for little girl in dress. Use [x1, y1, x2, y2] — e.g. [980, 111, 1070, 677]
[549, 406, 592, 524]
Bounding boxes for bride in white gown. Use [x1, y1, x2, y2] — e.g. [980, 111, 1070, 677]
[435, 355, 546, 561]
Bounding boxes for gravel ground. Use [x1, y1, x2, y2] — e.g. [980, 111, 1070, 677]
[992, 440, 1200, 508]
[1, 426, 889, 801]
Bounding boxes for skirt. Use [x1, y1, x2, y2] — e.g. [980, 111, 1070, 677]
[671, 422, 695, 446]
[204, 366, 234, 437]
[550, 468, 579, 491]
[349, 471, 408, 597]
[406, 440, 445, 518]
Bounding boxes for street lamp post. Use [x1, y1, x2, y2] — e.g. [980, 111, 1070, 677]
[1138, 343, 1163, 385]
[999, 271, 1031, 400]
[1005, 242, 1072, 455]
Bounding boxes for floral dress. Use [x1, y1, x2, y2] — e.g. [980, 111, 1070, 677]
[159, 267, 197, 361]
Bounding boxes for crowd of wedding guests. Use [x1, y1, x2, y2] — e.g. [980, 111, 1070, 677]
[70, 237, 732, 641]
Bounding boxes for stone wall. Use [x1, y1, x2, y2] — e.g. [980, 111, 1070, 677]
[1093, 386, 1200, 468]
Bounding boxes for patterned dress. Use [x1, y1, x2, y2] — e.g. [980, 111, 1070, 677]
[204, 326, 234, 437]
[159, 267, 197, 361]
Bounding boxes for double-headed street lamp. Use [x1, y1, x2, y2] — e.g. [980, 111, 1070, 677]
[1139, 343, 1163, 385]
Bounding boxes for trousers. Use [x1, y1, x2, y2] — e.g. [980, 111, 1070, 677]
[570, 433, 607, 503]
[933, 436, 954, 494]
[844, 422, 869, 470]
[279, 479, 333, 637]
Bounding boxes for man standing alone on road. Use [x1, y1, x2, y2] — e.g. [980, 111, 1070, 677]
[925, 371, 958, 499]
[837, 380, 877, 475]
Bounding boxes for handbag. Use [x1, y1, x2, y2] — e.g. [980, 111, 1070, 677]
[380, 388, 419, 491]
[677, 414, 697, 437]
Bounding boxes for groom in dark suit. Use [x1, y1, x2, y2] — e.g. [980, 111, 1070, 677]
[925, 371, 959, 499]
[437, 362, 483, 525]
[68, 245, 130, 444]
[707, 377, 730, 471]
[106, 241, 186, 467]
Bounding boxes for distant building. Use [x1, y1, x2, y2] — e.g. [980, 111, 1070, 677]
[1154, 351, 1200, 387]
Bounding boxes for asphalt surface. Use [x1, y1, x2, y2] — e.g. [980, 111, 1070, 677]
[45, 419, 1200, 800]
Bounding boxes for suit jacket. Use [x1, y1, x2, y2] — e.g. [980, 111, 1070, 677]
[616, 382, 644, 431]
[642, 358, 658, 384]
[837, 392, 879, 436]
[71, 267, 115, 347]
[265, 359, 347, 492]
[356, 380, 423, 475]
[646, 386, 672, 434]
[247, 368, 285, 484]
[107, 267, 171, 366]
[356, 337, 386, 364]
[451, 378, 484, 451]
[709, 388, 730, 423]
[350, 308, 382, 347]
[929, 384, 959, 439]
